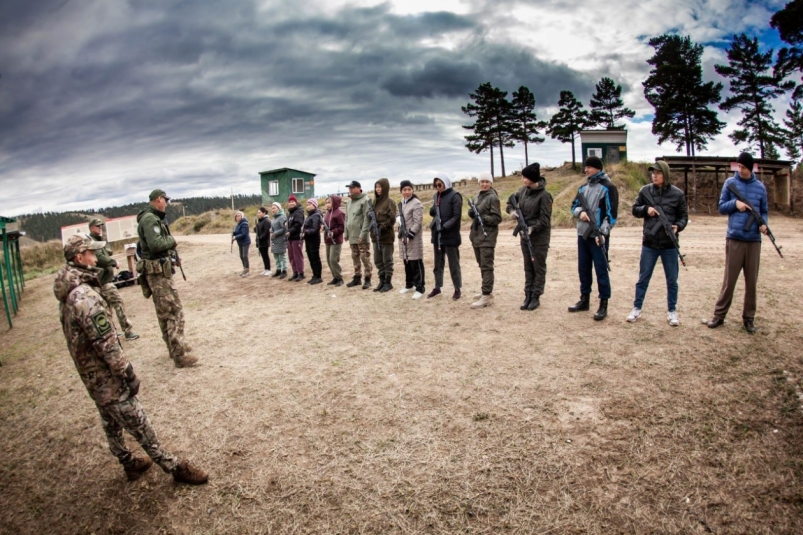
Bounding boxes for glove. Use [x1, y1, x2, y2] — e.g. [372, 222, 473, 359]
[407, 230, 416, 240]
[467, 209, 476, 219]
[125, 363, 140, 397]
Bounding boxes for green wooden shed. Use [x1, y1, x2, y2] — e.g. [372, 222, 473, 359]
[579, 130, 628, 165]
[259, 168, 316, 205]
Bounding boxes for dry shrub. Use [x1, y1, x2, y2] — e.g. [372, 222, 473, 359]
[11, 240, 64, 277]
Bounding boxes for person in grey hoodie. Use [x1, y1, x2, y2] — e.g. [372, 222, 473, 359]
[270, 202, 288, 279]
[343, 180, 373, 289]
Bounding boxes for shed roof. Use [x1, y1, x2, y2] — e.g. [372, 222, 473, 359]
[579, 130, 628, 143]
[258, 167, 317, 177]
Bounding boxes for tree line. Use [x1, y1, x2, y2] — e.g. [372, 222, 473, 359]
[463, 0, 803, 172]
[18, 194, 261, 242]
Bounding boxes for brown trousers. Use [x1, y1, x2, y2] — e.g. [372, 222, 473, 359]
[713, 239, 761, 320]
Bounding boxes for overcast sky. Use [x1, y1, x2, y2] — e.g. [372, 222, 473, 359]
[0, 0, 793, 215]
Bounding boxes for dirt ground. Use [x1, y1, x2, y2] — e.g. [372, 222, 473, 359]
[2, 215, 803, 534]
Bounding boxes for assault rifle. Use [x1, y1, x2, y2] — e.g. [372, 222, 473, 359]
[509, 193, 535, 263]
[321, 213, 333, 240]
[397, 201, 409, 261]
[170, 249, 186, 281]
[726, 182, 783, 258]
[641, 188, 687, 268]
[467, 197, 487, 237]
[575, 189, 611, 271]
[433, 195, 443, 251]
[367, 199, 381, 254]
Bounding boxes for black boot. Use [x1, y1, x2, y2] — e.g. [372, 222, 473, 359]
[278, 270, 287, 279]
[743, 317, 756, 334]
[380, 275, 393, 292]
[288, 272, 298, 281]
[295, 272, 305, 282]
[333, 278, 344, 287]
[327, 278, 337, 285]
[568, 294, 590, 312]
[527, 294, 541, 311]
[520, 292, 532, 311]
[373, 275, 385, 292]
[346, 275, 362, 288]
[362, 277, 372, 290]
[594, 299, 608, 321]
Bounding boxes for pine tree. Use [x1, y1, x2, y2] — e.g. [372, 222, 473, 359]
[783, 98, 803, 162]
[509, 86, 547, 166]
[588, 77, 635, 130]
[771, 0, 803, 99]
[643, 34, 725, 156]
[546, 91, 591, 169]
[462, 82, 515, 177]
[715, 34, 794, 158]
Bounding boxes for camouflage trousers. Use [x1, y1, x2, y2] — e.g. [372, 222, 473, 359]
[350, 242, 372, 279]
[146, 271, 187, 363]
[100, 283, 134, 334]
[97, 397, 178, 472]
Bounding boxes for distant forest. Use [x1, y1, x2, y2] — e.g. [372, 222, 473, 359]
[19, 194, 261, 242]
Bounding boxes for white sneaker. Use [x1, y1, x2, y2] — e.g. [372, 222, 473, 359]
[262, 270, 272, 276]
[626, 307, 642, 322]
[399, 287, 413, 294]
[412, 291, 424, 300]
[668, 311, 680, 326]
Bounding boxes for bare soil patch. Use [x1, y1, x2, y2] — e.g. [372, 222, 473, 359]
[2, 215, 803, 534]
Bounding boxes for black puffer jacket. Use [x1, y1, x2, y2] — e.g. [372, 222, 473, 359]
[256, 214, 271, 248]
[429, 177, 463, 247]
[632, 164, 688, 250]
[286, 205, 305, 241]
[506, 181, 553, 247]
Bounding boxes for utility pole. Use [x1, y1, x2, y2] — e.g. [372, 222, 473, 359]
[230, 188, 234, 211]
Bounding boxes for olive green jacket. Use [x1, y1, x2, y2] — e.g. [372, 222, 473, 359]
[90, 231, 116, 285]
[136, 206, 176, 260]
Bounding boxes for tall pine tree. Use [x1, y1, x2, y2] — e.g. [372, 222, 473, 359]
[643, 34, 725, 156]
[588, 77, 635, 129]
[547, 91, 591, 169]
[771, 0, 803, 99]
[783, 98, 803, 163]
[462, 82, 515, 177]
[715, 34, 794, 158]
[510, 86, 546, 166]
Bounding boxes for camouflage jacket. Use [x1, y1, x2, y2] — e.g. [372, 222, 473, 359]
[54, 263, 131, 406]
[137, 206, 176, 260]
[90, 231, 116, 285]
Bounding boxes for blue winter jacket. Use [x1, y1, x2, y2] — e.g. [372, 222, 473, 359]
[233, 217, 252, 246]
[718, 174, 768, 243]
[572, 172, 616, 237]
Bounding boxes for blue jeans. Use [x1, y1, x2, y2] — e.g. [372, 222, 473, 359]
[578, 236, 610, 299]
[633, 245, 679, 311]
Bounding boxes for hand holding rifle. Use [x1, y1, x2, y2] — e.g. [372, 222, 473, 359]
[575, 191, 611, 270]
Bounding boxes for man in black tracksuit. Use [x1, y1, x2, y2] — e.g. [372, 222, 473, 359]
[428, 174, 463, 300]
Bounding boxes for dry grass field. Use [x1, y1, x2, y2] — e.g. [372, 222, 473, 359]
[2, 213, 803, 534]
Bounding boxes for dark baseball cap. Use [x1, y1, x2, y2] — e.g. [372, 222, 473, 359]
[149, 189, 170, 201]
[345, 181, 361, 189]
[88, 218, 104, 227]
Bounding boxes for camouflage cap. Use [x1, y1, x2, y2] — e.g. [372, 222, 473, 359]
[88, 218, 104, 228]
[64, 234, 106, 260]
[149, 189, 170, 201]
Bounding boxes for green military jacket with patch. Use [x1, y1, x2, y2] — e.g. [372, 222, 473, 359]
[136, 206, 176, 260]
[90, 231, 116, 285]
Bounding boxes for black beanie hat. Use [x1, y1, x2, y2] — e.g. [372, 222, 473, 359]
[584, 155, 603, 170]
[737, 152, 754, 170]
[399, 180, 413, 191]
[522, 162, 542, 181]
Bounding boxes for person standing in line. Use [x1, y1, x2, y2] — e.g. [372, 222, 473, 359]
[397, 180, 426, 299]
[428, 174, 463, 300]
[704, 152, 769, 334]
[88, 218, 139, 340]
[567, 157, 617, 321]
[468, 172, 502, 309]
[255, 206, 272, 276]
[231, 211, 251, 277]
[626, 161, 688, 326]
[506, 164, 553, 311]
[343, 181, 373, 289]
[286, 195, 306, 282]
[303, 198, 324, 285]
[270, 202, 288, 279]
[55, 234, 208, 485]
[370, 178, 397, 293]
[324, 195, 346, 286]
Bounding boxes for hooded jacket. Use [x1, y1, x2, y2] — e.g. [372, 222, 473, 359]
[136, 206, 176, 260]
[324, 196, 345, 245]
[571, 172, 616, 238]
[54, 263, 131, 407]
[469, 188, 503, 248]
[286, 204, 305, 241]
[370, 178, 397, 245]
[270, 208, 288, 254]
[232, 216, 251, 246]
[398, 195, 424, 261]
[632, 161, 689, 250]
[718, 173, 769, 242]
[429, 176, 463, 247]
[506, 180, 553, 248]
[256, 213, 271, 248]
[90, 231, 117, 285]
[344, 190, 371, 243]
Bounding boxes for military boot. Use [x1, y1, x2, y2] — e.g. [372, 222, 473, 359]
[568, 294, 590, 312]
[373, 275, 385, 292]
[174, 354, 198, 368]
[380, 275, 393, 292]
[527, 294, 541, 311]
[124, 456, 153, 481]
[346, 275, 362, 288]
[172, 459, 209, 485]
[594, 299, 608, 321]
[520, 292, 532, 310]
[240, 268, 250, 277]
[333, 278, 344, 287]
[362, 277, 372, 290]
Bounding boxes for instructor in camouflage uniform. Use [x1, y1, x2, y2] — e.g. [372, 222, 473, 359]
[54, 234, 207, 484]
[88, 218, 139, 340]
[136, 189, 196, 367]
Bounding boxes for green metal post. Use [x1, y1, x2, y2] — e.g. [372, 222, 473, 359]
[0, 255, 10, 329]
[14, 238, 25, 291]
[11, 238, 23, 298]
[2, 230, 17, 314]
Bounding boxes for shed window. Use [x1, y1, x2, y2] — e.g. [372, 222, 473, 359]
[587, 148, 602, 158]
[269, 181, 279, 196]
[292, 178, 304, 194]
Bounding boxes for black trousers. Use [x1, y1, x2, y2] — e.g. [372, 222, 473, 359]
[433, 245, 461, 290]
[238, 244, 250, 269]
[522, 240, 549, 296]
[305, 236, 322, 278]
[258, 246, 271, 270]
[404, 259, 425, 293]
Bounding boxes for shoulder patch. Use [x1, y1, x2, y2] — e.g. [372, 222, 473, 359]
[90, 311, 113, 337]
[153, 225, 162, 235]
